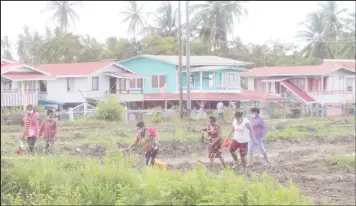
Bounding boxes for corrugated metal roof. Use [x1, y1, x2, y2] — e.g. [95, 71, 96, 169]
[141, 54, 253, 66]
[38, 61, 115, 76]
[2, 72, 55, 81]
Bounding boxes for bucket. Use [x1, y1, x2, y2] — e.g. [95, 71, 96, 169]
[223, 138, 231, 148]
[154, 159, 167, 171]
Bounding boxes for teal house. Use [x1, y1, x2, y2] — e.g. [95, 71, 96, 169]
[103, 54, 273, 109]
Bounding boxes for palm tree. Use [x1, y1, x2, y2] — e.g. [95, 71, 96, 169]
[296, 12, 333, 59]
[1, 35, 13, 60]
[317, 1, 348, 39]
[120, 1, 148, 39]
[153, 1, 178, 37]
[43, 1, 81, 32]
[190, 1, 247, 50]
[336, 11, 355, 59]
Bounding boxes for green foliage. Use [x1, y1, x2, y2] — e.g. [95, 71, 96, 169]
[1, 153, 314, 205]
[327, 155, 356, 167]
[151, 112, 164, 123]
[95, 95, 124, 122]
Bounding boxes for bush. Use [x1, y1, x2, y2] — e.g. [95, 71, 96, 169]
[95, 95, 124, 122]
[151, 112, 163, 123]
[1, 152, 314, 205]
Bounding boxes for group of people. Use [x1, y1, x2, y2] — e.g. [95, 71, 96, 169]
[18, 103, 269, 171]
[203, 107, 270, 169]
[18, 104, 57, 155]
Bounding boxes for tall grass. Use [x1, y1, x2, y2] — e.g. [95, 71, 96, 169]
[1, 149, 313, 205]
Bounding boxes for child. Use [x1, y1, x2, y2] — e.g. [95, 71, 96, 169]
[226, 111, 257, 169]
[22, 104, 39, 155]
[39, 109, 57, 155]
[127, 121, 159, 166]
[202, 116, 227, 168]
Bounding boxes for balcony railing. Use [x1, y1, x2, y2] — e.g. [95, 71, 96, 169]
[106, 89, 143, 94]
[307, 90, 353, 95]
[1, 89, 38, 107]
[182, 86, 241, 92]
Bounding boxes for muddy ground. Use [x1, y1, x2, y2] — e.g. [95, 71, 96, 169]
[60, 136, 356, 205]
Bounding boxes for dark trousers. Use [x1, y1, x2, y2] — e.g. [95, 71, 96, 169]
[145, 148, 159, 166]
[27, 136, 37, 155]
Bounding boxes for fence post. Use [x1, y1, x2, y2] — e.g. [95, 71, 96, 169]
[68, 108, 74, 121]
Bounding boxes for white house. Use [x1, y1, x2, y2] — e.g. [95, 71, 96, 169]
[240, 59, 355, 116]
[36, 61, 145, 105]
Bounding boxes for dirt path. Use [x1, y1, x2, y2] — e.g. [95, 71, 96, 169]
[158, 140, 355, 205]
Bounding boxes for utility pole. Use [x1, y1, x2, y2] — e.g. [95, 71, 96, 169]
[186, 0, 191, 116]
[178, 1, 183, 119]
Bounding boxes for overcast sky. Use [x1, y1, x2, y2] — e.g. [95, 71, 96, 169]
[1, 1, 355, 51]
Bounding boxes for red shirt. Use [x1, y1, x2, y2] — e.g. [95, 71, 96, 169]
[135, 128, 157, 152]
[23, 113, 39, 137]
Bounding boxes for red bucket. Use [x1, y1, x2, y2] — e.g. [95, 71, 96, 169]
[223, 138, 231, 148]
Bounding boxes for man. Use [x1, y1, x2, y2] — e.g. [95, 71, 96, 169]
[226, 111, 257, 170]
[127, 121, 160, 166]
[216, 101, 225, 122]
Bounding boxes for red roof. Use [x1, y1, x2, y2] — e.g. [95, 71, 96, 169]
[261, 77, 289, 82]
[280, 80, 315, 103]
[1, 63, 26, 74]
[104, 72, 151, 78]
[37, 61, 115, 76]
[2, 72, 54, 80]
[144, 90, 282, 101]
[241, 59, 355, 77]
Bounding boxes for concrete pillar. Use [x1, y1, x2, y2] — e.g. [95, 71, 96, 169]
[68, 108, 74, 121]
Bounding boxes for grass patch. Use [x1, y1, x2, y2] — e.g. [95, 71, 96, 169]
[1, 152, 314, 205]
[327, 155, 356, 168]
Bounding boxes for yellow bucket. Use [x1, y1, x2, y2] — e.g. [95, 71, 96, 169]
[154, 159, 167, 171]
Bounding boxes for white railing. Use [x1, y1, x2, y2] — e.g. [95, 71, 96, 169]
[307, 90, 351, 95]
[1, 89, 38, 107]
[182, 86, 240, 93]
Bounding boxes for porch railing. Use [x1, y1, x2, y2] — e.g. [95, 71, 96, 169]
[182, 86, 241, 92]
[307, 90, 352, 95]
[1, 89, 38, 107]
[106, 89, 143, 94]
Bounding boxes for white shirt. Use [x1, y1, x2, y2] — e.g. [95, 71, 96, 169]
[217, 102, 224, 113]
[233, 117, 250, 143]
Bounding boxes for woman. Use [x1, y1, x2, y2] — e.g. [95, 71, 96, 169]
[202, 116, 226, 168]
[22, 104, 39, 155]
[226, 111, 257, 169]
[248, 107, 271, 167]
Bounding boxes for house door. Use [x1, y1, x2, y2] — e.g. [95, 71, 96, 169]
[109, 77, 117, 93]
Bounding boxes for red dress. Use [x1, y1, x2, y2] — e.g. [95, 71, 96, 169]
[206, 123, 222, 158]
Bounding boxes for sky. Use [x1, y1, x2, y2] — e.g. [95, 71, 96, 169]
[1, 1, 355, 56]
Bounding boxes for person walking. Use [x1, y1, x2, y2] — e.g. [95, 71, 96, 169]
[216, 101, 225, 123]
[39, 109, 58, 155]
[248, 107, 271, 167]
[226, 111, 257, 170]
[201, 116, 227, 168]
[22, 104, 39, 155]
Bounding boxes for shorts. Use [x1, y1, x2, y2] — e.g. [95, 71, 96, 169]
[218, 113, 224, 119]
[229, 140, 248, 158]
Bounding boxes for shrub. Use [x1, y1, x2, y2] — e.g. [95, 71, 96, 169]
[1, 152, 314, 205]
[151, 112, 163, 123]
[95, 95, 124, 122]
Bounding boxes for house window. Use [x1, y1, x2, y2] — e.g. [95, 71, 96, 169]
[209, 73, 214, 88]
[190, 75, 194, 88]
[129, 78, 143, 89]
[346, 78, 354, 92]
[228, 73, 236, 87]
[92, 77, 99, 91]
[151, 75, 166, 89]
[67, 78, 75, 92]
[39, 80, 47, 92]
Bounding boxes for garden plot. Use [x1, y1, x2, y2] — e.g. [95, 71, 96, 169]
[1, 117, 355, 205]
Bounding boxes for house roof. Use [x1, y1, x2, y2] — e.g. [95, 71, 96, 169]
[240, 59, 355, 77]
[261, 77, 289, 82]
[123, 55, 253, 67]
[1, 61, 51, 77]
[323, 59, 355, 71]
[2, 72, 55, 81]
[37, 61, 116, 77]
[144, 90, 282, 101]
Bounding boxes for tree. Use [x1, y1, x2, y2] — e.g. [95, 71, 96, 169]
[296, 12, 333, 60]
[149, 1, 178, 37]
[1, 35, 13, 60]
[317, 1, 348, 40]
[140, 35, 177, 55]
[190, 1, 247, 50]
[120, 1, 148, 39]
[43, 1, 81, 32]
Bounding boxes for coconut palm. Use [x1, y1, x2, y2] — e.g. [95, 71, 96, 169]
[120, 1, 148, 39]
[1, 35, 13, 60]
[336, 11, 356, 59]
[43, 1, 81, 32]
[317, 1, 348, 39]
[296, 12, 333, 59]
[190, 1, 247, 50]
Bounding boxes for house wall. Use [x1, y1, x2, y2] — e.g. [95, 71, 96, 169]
[121, 57, 177, 93]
